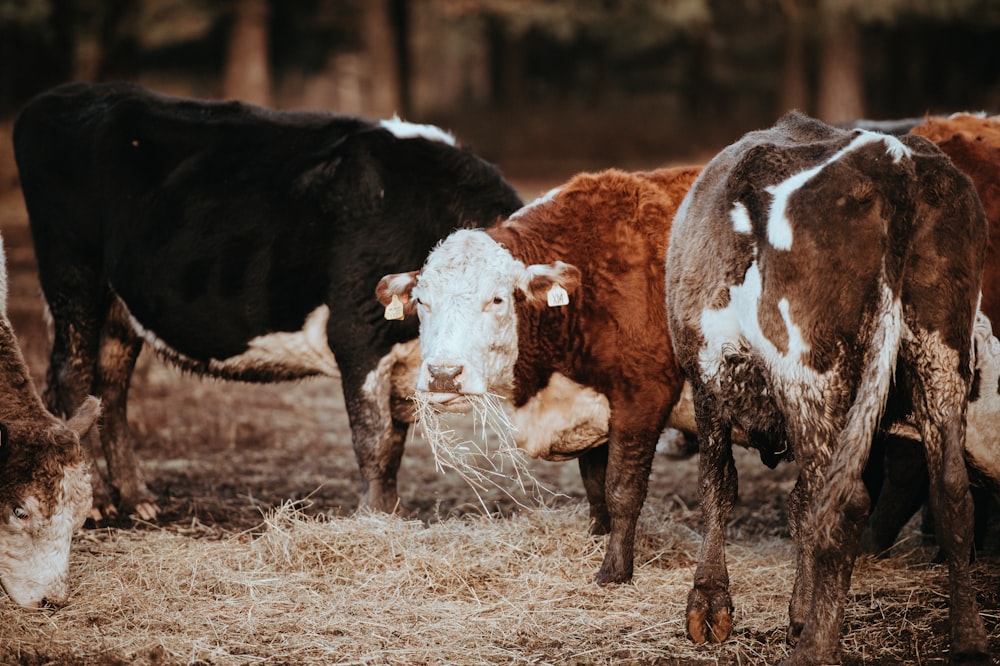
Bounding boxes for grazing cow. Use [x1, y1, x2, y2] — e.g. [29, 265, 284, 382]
[665, 112, 990, 663]
[377, 166, 701, 584]
[0, 235, 101, 608]
[13, 82, 522, 521]
[863, 112, 1000, 553]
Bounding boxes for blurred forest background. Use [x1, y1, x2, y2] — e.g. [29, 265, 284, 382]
[2, 0, 1000, 172]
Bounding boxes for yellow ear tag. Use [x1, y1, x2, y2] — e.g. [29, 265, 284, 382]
[384, 294, 405, 320]
[547, 284, 569, 307]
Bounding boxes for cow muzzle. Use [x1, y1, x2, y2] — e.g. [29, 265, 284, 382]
[427, 363, 464, 393]
[418, 362, 477, 411]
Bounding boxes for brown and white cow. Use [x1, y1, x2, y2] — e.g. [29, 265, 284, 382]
[0, 235, 100, 609]
[377, 166, 701, 584]
[666, 112, 990, 663]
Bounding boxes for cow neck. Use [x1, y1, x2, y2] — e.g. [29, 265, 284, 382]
[488, 208, 575, 406]
[0, 317, 52, 432]
[487, 204, 567, 265]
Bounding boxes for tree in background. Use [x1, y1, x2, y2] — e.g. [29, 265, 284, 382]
[2, 0, 999, 162]
[224, 0, 271, 105]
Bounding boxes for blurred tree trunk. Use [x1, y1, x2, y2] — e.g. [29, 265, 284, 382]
[362, 0, 401, 117]
[223, 0, 271, 106]
[487, 16, 524, 113]
[778, 0, 810, 115]
[816, 19, 864, 122]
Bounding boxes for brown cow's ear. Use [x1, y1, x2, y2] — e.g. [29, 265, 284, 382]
[520, 261, 582, 308]
[67, 396, 101, 438]
[375, 271, 419, 318]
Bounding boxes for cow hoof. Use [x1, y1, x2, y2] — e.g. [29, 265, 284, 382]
[686, 586, 733, 644]
[131, 500, 161, 522]
[87, 496, 119, 525]
[593, 562, 632, 586]
[949, 644, 993, 665]
[88, 504, 115, 525]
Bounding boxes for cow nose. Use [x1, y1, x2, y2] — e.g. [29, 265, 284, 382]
[40, 596, 66, 611]
[427, 364, 464, 392]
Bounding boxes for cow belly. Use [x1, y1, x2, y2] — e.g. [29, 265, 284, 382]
[132, 304, 341, 381]
[508, 373, 610, 461]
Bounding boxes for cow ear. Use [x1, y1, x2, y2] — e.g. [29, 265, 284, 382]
[519, 261, 582, 308]
[376, 271, 420, 317]
[67, 396, 101, 438]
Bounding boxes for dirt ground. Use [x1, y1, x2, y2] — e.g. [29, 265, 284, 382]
[0, 125, 998, 663]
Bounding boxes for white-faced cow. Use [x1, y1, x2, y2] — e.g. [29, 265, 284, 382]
[0, 235, 101, 608]
[665, 112, 990, 663]
[377, 166, 701, 584]
[13, 82, 522, 522]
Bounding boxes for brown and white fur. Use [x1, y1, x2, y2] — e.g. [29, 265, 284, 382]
[378, 166, 701, 585]
[666, 112, 990, 664]
[0, 235, 100, 608]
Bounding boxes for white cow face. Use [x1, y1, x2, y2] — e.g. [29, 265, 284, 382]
[0, 399, 99, 609]
[377, 229, 580, 413]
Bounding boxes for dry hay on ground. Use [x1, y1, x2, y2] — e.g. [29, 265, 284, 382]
[2, 502, 996, 665]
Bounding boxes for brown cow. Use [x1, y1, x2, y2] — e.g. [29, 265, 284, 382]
[0, 235, 100, 608]
[666, 112, 990, 663]
[912, 113, 1000, 326]
[864, 113, 1000, 553]
[376, 166, 700, 584]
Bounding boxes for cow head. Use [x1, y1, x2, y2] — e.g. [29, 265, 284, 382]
[0, 397, 100, 609]
[377, 229, 580, 412]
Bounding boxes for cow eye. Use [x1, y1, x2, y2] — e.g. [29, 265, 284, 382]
[492, 296, 504, 305]
[12, 506, 28, 521]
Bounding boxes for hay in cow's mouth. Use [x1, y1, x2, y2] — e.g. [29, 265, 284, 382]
[411, 391, 559, 513]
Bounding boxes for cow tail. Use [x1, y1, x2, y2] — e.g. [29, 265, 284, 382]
[817, 277, 902, 542]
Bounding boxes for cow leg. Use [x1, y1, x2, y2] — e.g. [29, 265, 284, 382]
[577, 443, 610, 535]
[921, 412, 990, 662]
[784, 470, 814, 645]
[686, 393, 736, 644]
[39, 268, 112, 520]
[594, 420, 658, 585]
[92, 298, 155, 520]
[783, 454, 869, 665]
[860, 434, 928, 555]
[341, 371, 405, 514]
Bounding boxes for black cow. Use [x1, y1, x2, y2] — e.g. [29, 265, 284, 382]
[13, 81, 522, 521]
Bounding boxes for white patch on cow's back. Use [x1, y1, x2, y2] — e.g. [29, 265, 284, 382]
[131, 305, 341, 379]
[764, 130, 913, 251]
[778, 298, 810, 360]
[730, 201, 752, 234]
[379, 115, 456, 146]
[699, 260, 811, 376]
[508, 372, 610, 460]
[504, 187, 561, 225]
